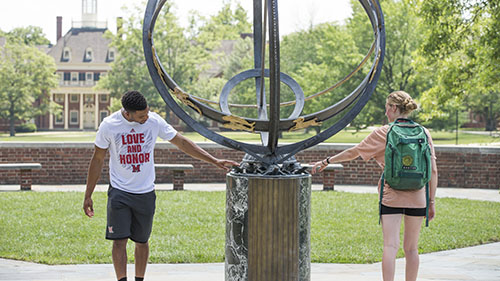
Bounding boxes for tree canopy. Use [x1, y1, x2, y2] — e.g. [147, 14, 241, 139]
[416, 0, 500, 130]
[98, 0, 499, 132]
[0, 40, 58, 136]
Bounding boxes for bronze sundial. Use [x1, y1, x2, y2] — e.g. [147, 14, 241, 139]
[143, 0, 385, 168]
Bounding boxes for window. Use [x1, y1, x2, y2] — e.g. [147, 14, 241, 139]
[54, 94, 64, 103]
[84, 94, 94, 104]
[70, 111, 79, 124]
[62, 47, 71, 61]
[54, 111, 64, 125]
[71, 72, 78, 84]
[84, 47, 93, 62]
[107, 48, 116, 61]
[85, 72, 94, 85]
[100, 111, 108, 123]
[99, 94, 108, 103]
[70, 94, 79, 103]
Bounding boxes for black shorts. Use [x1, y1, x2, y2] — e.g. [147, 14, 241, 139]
[106, 186, 156, 243]
[380, 204, 426, 217]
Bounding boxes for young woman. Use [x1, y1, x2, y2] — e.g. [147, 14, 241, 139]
[310, 90, 438, 281]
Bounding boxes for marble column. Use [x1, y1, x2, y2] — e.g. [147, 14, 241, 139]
[226, 173, 311, 281]
[64, 93, 69, 130]
[49, 94, 54, 130]
[94, 93, 99, 130]
[79, 93, 84, 130]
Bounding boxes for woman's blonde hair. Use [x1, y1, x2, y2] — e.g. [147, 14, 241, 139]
[387, 90, 418, 115]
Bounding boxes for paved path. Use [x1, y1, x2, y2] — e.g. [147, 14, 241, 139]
[1, 242, 499, 281]
[3, 183, 499, 203]
[1, 184, 499, 280]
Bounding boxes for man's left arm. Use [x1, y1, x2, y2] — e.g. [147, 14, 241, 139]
[169, 133, 239, 171]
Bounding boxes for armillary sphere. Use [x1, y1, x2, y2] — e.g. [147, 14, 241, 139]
[143, 0, 385, 166]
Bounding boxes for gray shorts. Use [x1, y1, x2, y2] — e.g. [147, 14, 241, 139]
[106, 186, 156, 243]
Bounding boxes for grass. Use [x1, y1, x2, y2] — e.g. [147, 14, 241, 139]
[0, 191, 499, 265]
[1, 129, 499, 145]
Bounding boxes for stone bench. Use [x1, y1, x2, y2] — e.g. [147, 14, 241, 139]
[154, 164, 194, 190]
[0, 163, 42, 191]
[302, 163, 344, 191]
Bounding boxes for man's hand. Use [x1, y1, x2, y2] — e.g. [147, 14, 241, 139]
[214, 159, 240, 172]
[83, 197, 94, 218]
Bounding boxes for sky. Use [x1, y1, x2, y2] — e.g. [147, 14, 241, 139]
[0, 0, 352, 44]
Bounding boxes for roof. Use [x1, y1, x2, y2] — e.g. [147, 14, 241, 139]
[47, 27, 112, 64]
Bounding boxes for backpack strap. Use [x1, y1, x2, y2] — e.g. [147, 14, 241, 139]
[394, 118, 414, 124]
[424, 145, 430, 227]
[379, 173, 385, 225]
[425, 182, 430, 227]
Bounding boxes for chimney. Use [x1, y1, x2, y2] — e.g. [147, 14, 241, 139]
[117, 17, 123, 39]
[57, 16, 62, 41]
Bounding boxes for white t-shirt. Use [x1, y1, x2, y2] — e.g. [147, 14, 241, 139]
[95, 110, 177, 194]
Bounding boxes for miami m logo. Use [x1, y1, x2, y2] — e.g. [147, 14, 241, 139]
[132, 165, 141, 173]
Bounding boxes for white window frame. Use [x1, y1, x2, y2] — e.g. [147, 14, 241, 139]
[84, 94, 94, 104]
[99, 94, 108, 103]
[63, 47, 71, 61]
[86, 72, 94, 85]
[70, 110, 79, 125]
[85, 48, 93, 62]
[54, 94, 64, 103]
[70, 72, 79, 85]
[70, 94, 79, 103]
[108, 48, 115, 61]
[100, 110, 108, 123]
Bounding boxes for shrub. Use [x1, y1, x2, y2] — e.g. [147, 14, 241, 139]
[15, 123, 37, 133]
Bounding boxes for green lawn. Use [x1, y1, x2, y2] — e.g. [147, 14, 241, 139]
[0, 191, 498, 264]
[1, 129, 499, 145]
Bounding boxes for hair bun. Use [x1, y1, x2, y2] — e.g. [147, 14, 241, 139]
[404, 98, 418, 111]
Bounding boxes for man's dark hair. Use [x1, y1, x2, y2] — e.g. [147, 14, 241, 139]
[121, 90, 148, 112]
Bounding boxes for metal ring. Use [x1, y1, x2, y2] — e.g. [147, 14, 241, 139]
[219, 68, 304, 120]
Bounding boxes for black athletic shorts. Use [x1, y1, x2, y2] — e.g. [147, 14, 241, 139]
[106, 186, 156, 243]
[380, 204, 426, 217]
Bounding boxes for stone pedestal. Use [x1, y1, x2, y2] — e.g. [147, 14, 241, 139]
[225, 173, 311, 281]
[20, 169, 33, 191]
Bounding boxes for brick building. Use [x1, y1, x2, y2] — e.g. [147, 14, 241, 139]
[35, 0, 114, 131]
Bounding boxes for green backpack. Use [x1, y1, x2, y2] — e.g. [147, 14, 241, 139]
[380, 118, 432, 226]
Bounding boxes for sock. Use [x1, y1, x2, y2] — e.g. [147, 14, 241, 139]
[118, 278, 127, 281]
[135, 278, 144, 281]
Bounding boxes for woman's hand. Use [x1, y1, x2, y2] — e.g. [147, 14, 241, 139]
[428, 201, 436, 221]
[309, 160, 328, 175]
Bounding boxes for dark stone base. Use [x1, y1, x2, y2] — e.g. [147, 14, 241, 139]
[225, 173, 311, 281]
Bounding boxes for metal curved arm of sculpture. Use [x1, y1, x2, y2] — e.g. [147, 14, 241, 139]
[143, 0, 385, 165]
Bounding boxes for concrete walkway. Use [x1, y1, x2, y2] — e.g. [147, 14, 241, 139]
[1, 242, 499, 281]
[1, 184, 499, 281]
[3, 182, 499, 203]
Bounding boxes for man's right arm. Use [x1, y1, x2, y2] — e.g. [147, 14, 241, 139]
[83, 146, 107, 218]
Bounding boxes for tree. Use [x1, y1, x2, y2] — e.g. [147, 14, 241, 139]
[345, 0, 427, 127]
[416, 0, 500, 131]
[0, 42, 58, 136]
[2, 26, 51, 46]
[98, 2, 209, 117]
[99, 0, 252, 126]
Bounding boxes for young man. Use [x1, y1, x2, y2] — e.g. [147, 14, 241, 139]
[83, 90, 238, 281]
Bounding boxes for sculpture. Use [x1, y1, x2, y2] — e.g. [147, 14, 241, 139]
[142, 0, 385, 174]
